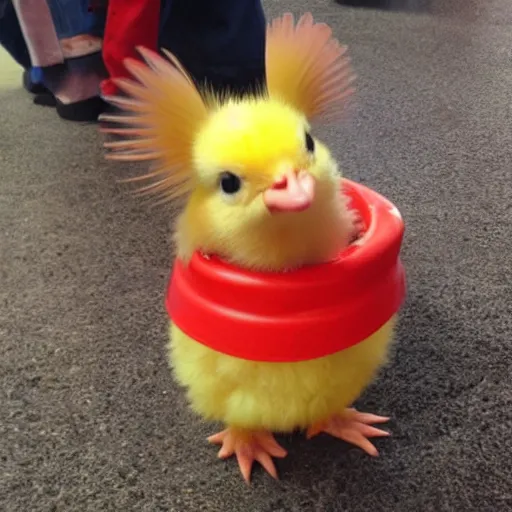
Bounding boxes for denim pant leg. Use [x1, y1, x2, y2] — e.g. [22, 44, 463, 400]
[0, 0, 32, 69]
[46, 0, 102, 39]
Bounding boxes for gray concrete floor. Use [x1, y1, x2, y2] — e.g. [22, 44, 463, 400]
[1, 1, 511, 511]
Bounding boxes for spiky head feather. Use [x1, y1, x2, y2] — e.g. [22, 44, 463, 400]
[101, 12, 355, 204]
[265, 12, 355, 122]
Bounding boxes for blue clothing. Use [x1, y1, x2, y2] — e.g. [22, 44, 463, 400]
[1, 0, 265, 99]
[0, 0, 104, 91]
[46, 0, 105, 39]
[31, 67, 44, 84]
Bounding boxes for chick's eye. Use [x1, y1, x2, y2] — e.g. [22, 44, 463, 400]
[305, 132, 315, 153]
[219, 172, 242, 195]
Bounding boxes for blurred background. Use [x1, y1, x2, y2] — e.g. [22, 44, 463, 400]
[0, 43, 23, 89]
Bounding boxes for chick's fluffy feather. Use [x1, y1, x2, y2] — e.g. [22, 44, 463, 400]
[175, 98, 354, 270]
[170, 319, 395, 431]
[102, 12, 394, 444]
[169, 96, 392, 432]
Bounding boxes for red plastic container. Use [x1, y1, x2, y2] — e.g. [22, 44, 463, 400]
[166, 179, 406, 362]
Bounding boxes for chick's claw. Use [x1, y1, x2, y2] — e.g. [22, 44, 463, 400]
[208, 428, 287, 483]
[307, 408, 391, 457]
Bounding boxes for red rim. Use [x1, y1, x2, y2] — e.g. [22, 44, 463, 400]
[166, 179, 406, 362]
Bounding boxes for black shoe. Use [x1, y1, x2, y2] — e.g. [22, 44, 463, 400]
[55, 96, 108, 122]
[33, 92, 57, 107]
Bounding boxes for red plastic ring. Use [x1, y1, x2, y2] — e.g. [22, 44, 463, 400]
[166, 179, 406, 362]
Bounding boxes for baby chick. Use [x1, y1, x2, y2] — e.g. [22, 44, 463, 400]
[102, 12, 395, 483]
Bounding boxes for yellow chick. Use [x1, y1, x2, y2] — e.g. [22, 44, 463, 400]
[102, 12, 396, 483]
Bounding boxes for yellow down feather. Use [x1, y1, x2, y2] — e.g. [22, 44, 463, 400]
[170, 318, 395, 431]
[101, 12, 394, 448]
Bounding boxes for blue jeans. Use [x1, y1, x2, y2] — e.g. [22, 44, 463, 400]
[46, 0, 105, 39]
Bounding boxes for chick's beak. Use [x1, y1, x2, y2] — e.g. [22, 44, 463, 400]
[263, 170, 315, 214]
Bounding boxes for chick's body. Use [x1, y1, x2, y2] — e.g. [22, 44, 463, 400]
[170, 321, 394, 432]
[103, 13, 396, 482]
[169, 98, 394, 448]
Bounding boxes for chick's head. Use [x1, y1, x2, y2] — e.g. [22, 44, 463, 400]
[103, 12, 356, 270]
[180, 98, 343, 269]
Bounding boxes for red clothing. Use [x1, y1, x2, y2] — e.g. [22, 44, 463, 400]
[100, 0, 160, 96]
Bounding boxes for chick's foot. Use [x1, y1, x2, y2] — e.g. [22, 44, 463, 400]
[307, 408, 390, 456]
[208, 427, 287, 483]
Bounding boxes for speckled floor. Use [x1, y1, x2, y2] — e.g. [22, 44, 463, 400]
[1, 1, 511, 511]
[0, 46, 23, 91]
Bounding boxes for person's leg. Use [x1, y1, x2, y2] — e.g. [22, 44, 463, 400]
[48, 0, 103, 58]
[12, 0, 64, 68]
[102, 0, 263, 98]
[14, 0, 108, 121]
[12, 0, 67, 102]
[43, 0, 107, 120]
[159, 0, 266, 96]
[0, 0, 32, 69]
[0, 1, 49, 94]
[101, 0, 160, 96]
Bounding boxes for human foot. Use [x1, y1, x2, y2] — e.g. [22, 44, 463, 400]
[307, 408, 390, 456]
[208, 427, 287, 483]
